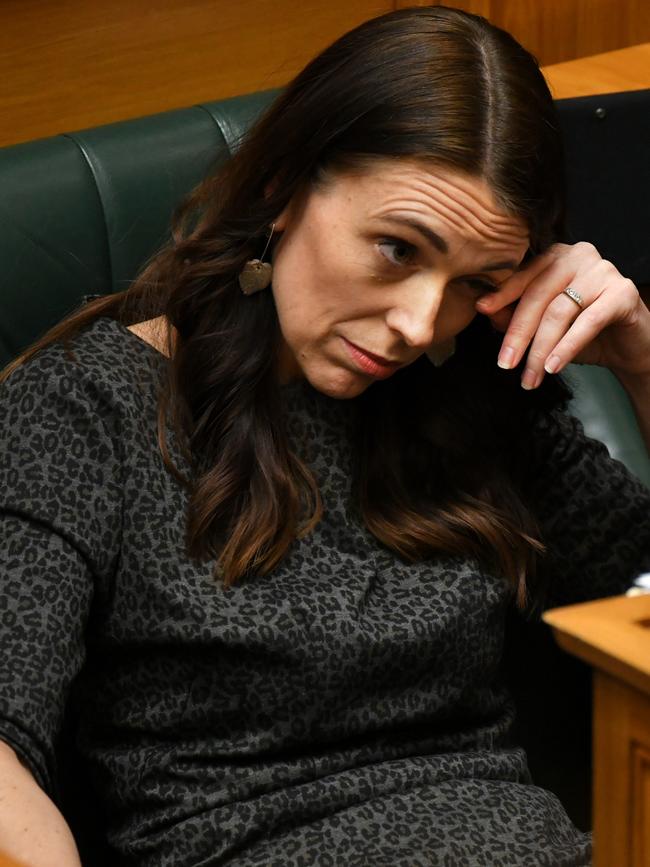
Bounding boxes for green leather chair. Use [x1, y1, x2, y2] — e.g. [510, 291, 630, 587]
[0, 88, 648, 859]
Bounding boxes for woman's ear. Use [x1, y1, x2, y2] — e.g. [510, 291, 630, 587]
[273, 205, 290, 232]
[266, 178, 313, 232]
[264, 179, 289, 232]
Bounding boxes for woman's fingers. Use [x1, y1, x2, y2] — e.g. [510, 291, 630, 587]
[478, 254, 585, 370]
[516, 291, 587, 388]
[503, 258, 609, 383]
[476, 246, 559, 315]
[473, 243, 641, 388]
[540, 294, 612, 375]
[537, 276, 641, 376]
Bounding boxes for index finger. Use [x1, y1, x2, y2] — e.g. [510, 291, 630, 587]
[475, 248, 555, 314]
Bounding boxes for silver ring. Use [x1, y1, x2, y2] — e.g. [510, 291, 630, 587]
[563, 286, 584, 308]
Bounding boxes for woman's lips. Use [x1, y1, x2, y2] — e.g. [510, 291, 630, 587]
[341, 337, 400, 378]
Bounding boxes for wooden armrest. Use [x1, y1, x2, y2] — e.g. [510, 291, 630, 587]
[543, 594, 650, 696]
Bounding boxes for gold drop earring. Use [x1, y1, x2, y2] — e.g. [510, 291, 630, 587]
[238, 223, 276, 295]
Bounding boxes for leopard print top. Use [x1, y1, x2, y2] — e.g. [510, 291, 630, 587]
[1, 315, 648, 866]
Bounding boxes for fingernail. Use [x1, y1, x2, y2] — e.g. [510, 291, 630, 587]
[476, 297, 491, 310]
[521, 368, 538, 390]
[497, 346, 516, 369]
[544, 355, 561, 374]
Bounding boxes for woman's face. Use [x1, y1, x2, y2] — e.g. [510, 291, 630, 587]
[270, 159, 530, 398]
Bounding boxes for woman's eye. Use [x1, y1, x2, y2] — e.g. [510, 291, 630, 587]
[377, 239, 417, 267]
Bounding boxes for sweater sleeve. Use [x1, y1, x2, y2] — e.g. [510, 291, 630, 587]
[0, 354, 123, 797]
[526, 408, 650, 611]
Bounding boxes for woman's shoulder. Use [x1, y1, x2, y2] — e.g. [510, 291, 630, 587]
[126, 315, 176, 358]
[1, 315, 167, 421]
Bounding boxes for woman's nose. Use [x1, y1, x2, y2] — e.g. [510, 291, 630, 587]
[384, 278, 447, 349]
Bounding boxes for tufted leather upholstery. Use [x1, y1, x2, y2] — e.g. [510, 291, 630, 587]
[0, 91, 272, 362]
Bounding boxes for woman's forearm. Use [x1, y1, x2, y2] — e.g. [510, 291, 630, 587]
[0, 741, 81, 867]
[615, 370, 650, 456]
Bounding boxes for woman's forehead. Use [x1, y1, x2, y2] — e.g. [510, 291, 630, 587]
[326, 158, 530, 253]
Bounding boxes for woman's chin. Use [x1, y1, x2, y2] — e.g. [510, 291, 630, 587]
[303, 362, 371, 400]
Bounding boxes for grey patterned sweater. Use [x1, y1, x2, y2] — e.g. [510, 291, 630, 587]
[1, 316, 649, 866]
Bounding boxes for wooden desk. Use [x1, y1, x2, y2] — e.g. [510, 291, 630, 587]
[542, 42, 650, 99]
[544, 594, 650, 867]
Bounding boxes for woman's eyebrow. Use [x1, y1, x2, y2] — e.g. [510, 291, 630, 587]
[377, 216, 519, 272]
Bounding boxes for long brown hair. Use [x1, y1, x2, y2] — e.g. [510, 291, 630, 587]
[1, 5, 570, 609]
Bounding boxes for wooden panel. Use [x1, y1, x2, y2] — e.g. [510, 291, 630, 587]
[593, 671, 650, 867]
[633, 742, 650, 867]
[543, 594, 650, 696]
[3, 0, 650, 148]
[593, 672, 630, 866]
[575, 0, 650, 61]
[395, 0, 650, 65]
[0, 0, 390, 147]
[543, 42, 650, 99]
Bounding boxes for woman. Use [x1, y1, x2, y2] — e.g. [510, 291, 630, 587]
[1, 5, 649, 866]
